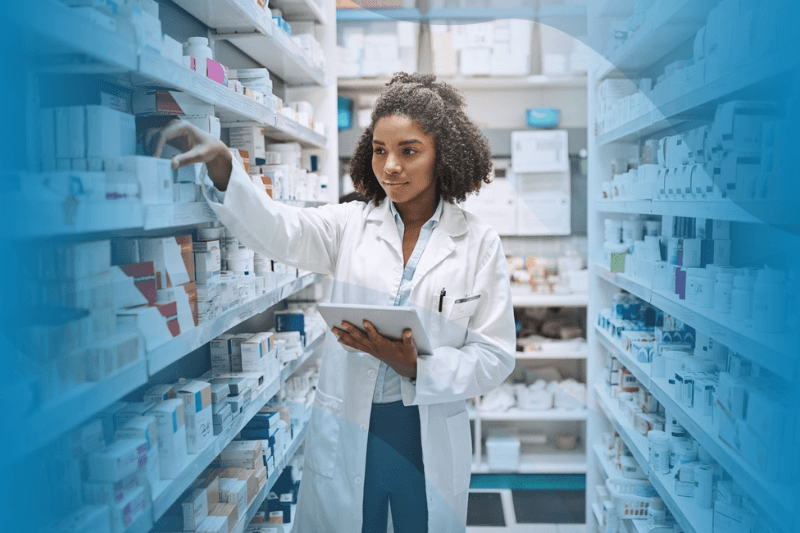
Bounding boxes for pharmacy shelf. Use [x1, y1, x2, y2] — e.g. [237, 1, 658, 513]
[145, 376, 281, 523]
[148, 273, 321, 374]
[597, 381, 715, 533]
[594, 325, 650, 389]
[596, 50, 799, 145]
[470, 407, 588, 422]
[515, 349, 588, 360]
[648, 377, 793, 522]
[1, 346, 146, 470]
[592, 443, 618, 480]
[220, 29, 325, 87]
[511, 286, 588, 307]
[336, 8, 423, 22]
[338, 74, 587, 91]
[271, 0, 326, 24]
[280, 332, 324, 382]
[593, 262, 796, 379]
[7, 201, 145, 239]
[268, 114, 328, 148]
[4, 0, 138, 72]
[134, 49, 276, 126]
[171, 0, 271, 34]
[596, 0, 713, 80]
[594, 385, 649, 476]
[596, 320, 794, 522]
[474, 448, 587, 474]
[595, 198, 797, 227]
[649, 466, 711, 533]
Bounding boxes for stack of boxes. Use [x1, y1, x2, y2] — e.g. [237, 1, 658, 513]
[428, 19, 533, 77]
[113, 235, 197, 349]
[337, 19, 419, 78]
[20, 240, 144, 405]
[177, 381, 214, 454]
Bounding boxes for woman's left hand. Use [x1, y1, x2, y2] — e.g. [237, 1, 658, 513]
[332, 321, 418, 379]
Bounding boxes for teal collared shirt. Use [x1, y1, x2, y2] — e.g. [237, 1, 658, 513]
[372, 198, 444, 404]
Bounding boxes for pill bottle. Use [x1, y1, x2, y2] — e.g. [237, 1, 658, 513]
[186, 37, 213, 75]
[647, 498, 666, 526]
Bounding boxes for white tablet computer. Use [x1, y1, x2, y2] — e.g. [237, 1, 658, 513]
[317, 303, 434, 355]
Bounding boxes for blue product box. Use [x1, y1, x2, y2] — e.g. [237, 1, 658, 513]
[526, 108, 560, 129]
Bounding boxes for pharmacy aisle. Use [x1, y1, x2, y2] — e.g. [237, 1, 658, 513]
[586, 2, 799, 533]
[1, 0, 336, 531]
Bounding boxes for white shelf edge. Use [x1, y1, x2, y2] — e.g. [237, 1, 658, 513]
[2, 346, 147, 470]
[510, 286, 589, 307]
[594, 199, 795, 226]
[473, 450, 587, 475]
[515, 350, 588, 360]
[271, 0, 326, 24]
[147, 273, 321, 375]
[592, 262, 795, 377]
[469, 407, 588, 422]
[338, 73, 587, 91]
[592, 443, 618, 480]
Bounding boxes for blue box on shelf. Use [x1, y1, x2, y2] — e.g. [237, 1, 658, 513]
[526, 108, 560, 129]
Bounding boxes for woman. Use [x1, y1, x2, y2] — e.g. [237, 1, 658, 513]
[152, 73, 515, 533]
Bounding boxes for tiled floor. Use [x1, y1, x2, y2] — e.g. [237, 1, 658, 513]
[467, 524, 586, 533]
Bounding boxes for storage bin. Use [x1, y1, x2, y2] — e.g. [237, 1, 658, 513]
[605, 478, 652, 519]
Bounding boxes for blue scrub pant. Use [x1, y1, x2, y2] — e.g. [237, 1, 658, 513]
[361, 401, 428, 533]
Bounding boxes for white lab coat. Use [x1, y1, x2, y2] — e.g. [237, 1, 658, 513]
[206, 157, 516, 532]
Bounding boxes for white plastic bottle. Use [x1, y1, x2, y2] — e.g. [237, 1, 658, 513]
[731, 273, 754, 320]
[185, 36, 213, 76]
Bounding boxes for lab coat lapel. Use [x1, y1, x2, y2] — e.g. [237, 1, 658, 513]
[366, 200, 403, 261]
[412, 202, 468, 283]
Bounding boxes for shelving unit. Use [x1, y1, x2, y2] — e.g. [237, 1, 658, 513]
[338, 73, 587, 91]
[8, 0, 338, 531]
[474, 448, 587, 475]
[586, 1, 799, 532]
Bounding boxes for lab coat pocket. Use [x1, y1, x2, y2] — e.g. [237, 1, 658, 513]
[306, 389, 342, 478]
[448, 295, 480, 329]
[446, 410, 472, 493]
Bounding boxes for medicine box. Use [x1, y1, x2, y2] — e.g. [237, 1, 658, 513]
[87, 438, 148, 482]
[211, 334, 235, 356]
[178, 381, 212, 414]
[83, 470, 143, 506]
[119, 155, 173, 205]
[219, 477, 249, 518]
[211, 382, 230, 404]
[115, 415, 159, 453]
[147, 399, 187, 478]
[138, 235, 194, 290]
[111, 485, 147, 532]
[117, 302, 181, 350]
[132, 90, 215, 117]
[85, 105, 136, 158]
[231, 333, 253, 372]
[195, 248, 222, 285]
[209, 502, 239, 533]
[186, 406, 214, 454]
[183, 487, 210, 531]
[143, 384, 175, 403]
[221, 467, 259, 504]
[229, 127, 266, 164]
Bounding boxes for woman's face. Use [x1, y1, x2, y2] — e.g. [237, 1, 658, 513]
[371, 115, 437, 209]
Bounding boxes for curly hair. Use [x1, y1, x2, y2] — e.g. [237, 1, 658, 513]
[350, 72, 493, 205]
